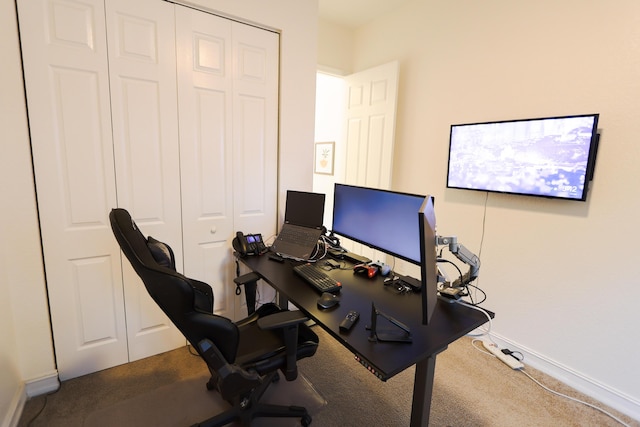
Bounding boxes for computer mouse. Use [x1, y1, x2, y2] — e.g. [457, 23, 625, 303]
[317, 292, 340, 309]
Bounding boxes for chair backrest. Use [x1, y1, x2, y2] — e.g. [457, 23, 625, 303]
[109, 208, 239, 362]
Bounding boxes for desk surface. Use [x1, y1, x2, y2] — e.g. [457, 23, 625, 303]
[239, 255, 493, 381]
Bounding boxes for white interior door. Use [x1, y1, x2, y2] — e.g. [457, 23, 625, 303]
[342, 61, 399, 260]
[231, 24, 279, 238]
[106, 0, 185, 362]
[17, 0, 128, 380]
[231, 22, 280, 316]
[19, 0, 280, 379]
[344, 61, 399, 188]
[175, 7, 235, 318]
[177, 7, 279, 319]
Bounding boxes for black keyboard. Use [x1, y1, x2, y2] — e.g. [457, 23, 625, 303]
[293, 263, 342, 293]
[278, 226, 319, 246]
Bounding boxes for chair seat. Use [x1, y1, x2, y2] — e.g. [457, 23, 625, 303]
[235, 303, 318, 375]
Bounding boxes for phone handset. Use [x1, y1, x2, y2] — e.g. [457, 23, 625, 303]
[234, 231, 250, 256]
[233, 231, 267, 256]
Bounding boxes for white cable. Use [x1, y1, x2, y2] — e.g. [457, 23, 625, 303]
[471, 338, 496, 355]
[454, 299, 493, 339]
[520, 369, 631, 427]
[474, 337, 631, 426]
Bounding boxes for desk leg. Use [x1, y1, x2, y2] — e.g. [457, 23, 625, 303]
[410, 353, 437, 427]
[276, 291, 289, 309]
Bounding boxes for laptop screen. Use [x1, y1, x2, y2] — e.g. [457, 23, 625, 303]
[285, 191, 325, 228]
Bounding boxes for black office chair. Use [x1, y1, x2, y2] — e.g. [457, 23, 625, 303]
[109, 208, 318, 426]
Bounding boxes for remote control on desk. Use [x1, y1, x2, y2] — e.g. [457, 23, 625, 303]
[339, 310, 359, 331]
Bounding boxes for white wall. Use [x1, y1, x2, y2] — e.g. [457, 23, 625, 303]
[0, 5, 22, 418]
[1, 0, 318, 421]
[328, 0, 640, 419]
[313, 73, 347, 227]
[1, 0, 57, 422]
[317, 20, 354, 75]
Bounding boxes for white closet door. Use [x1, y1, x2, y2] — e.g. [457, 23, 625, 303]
[17, 0, 128, 380]
[177, 7, 279, 319]
[232, 24, 279, 238]
[105, 0, 185, 361]
[175, 8, 235, 318]
[231, 23, 280, 316]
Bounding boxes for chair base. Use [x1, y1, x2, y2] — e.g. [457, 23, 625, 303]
[194, 372, 312, 427]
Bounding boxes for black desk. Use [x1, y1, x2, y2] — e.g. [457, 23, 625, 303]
[238, 255, 493, 426]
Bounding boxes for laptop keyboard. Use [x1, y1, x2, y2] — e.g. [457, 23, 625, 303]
[293, 263, 342, 293]
[278, 226, 320, 246]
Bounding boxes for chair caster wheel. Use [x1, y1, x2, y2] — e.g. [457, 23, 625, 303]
[272, 372, 280, 383]
[301, 414, 312, 426]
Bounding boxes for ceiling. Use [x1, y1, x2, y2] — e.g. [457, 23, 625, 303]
[317, 0, 413, 29]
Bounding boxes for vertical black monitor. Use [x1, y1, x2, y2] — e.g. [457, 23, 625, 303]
[419, 196, 438, 325]
[331, 184, 426, 264]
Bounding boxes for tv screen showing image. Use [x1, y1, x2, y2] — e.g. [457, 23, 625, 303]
[446, 114, 599, 201]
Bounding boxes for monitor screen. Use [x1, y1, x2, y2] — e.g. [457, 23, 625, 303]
[285, 190, 325, 228]
[332, 184, 426, 264]
[418, 196, 437, 325]
[446, 114, 599, 201]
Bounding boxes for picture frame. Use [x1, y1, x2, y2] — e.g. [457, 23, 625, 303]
[314, 141, 335, 175]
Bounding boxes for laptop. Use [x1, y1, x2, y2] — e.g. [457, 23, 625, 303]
[270, 190, 326, 261]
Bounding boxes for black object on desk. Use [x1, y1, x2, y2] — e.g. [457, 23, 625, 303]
[293, 262, 342, 293]
[237, 253, 494, 427]
[367, 302, 412, 343]
[339, 310, 359, 331]
[317, 292, 340, 309]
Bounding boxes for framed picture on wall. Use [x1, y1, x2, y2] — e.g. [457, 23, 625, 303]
[314, 141, 335, 175]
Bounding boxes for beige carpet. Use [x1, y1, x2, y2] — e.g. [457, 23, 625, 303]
[84, 372, 325, 426]
[19, 326, 638, 427]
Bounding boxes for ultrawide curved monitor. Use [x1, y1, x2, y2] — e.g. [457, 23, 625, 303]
[331, 184, 426, 264]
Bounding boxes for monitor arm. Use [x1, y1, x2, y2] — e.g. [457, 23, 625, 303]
[436, 235, 480, 286]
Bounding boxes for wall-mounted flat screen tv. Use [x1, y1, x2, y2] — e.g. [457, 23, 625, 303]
[446, 114, 600, 201]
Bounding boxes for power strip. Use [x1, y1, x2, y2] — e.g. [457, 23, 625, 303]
[482, 341, 524, 370]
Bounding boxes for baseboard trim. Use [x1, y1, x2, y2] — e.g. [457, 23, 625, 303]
[491, 333, 640, 422]
[2, 383, 26, 427]
[2, 372, 60, 427]
[24, 371, 60, 398]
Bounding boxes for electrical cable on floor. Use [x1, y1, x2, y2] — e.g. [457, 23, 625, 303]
[519, 369, 631, 427]
[26, 385, 60, 427]
[26, 395, 47, 427]
[474, 333, 632, 427]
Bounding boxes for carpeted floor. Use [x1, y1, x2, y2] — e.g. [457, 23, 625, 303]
[18, 326, 638, 427]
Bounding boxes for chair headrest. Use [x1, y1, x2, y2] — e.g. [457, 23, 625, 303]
[147, 236, 176, 270]
[109, 208, 157, 269]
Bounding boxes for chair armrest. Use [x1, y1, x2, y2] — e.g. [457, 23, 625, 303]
[256, 310, 309, 330]
[234, 271, 261, 286]
[257, 310, 309, 381]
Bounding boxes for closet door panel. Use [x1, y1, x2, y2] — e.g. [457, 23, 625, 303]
[106, 0, 185, 361]
[176, 7, 235, 317]
[232, 25, 278, 239]
[230, 24, 279, 317]
[17, 0, 128, 380]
